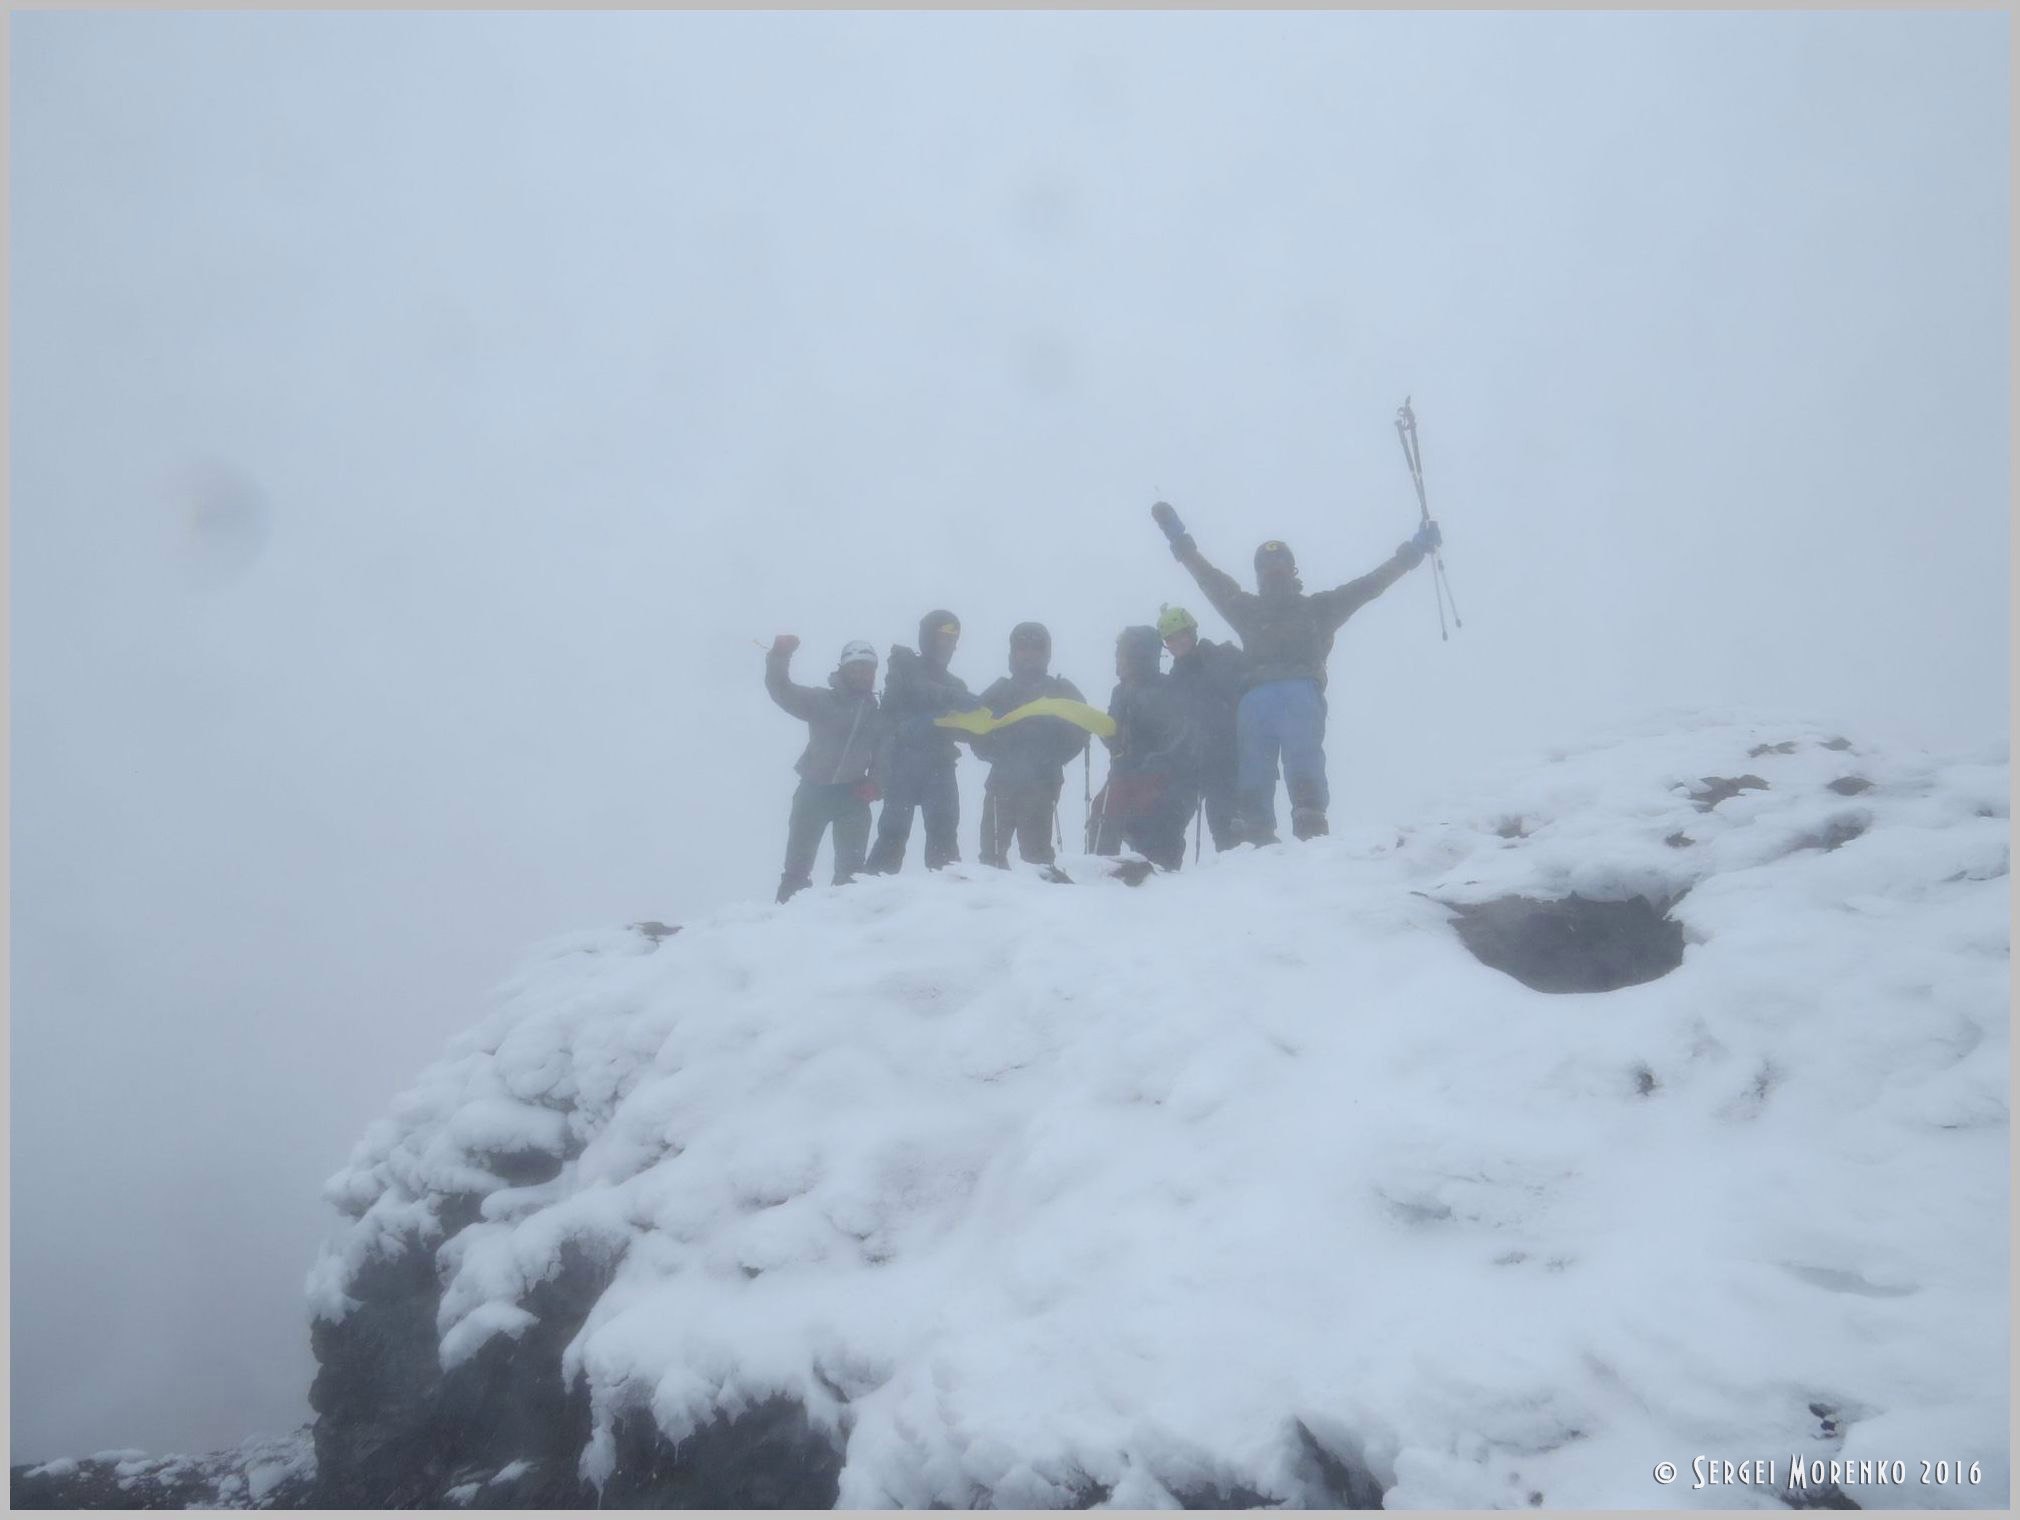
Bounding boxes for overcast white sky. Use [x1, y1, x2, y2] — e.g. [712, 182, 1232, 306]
[9, 9, 2008, 1464]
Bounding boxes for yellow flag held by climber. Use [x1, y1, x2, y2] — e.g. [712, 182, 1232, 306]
[935, 697, 1117, 740]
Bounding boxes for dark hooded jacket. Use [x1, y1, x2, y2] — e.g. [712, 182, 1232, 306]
[1166, 636, 1247, 777]
[971, 670, 1089, 789]
[1105, 628, 1197, 783]
[765, 650, 883, 784]
[877, 610, 974, 772]
[1175, 544, 1415, 689]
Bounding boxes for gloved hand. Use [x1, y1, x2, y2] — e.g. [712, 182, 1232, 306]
[1413, 519, 1442, 554]
[770, 634, 800, 656]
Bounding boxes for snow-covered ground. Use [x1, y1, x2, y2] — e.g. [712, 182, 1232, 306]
[311, 710, 2009, 1509]
[13, 1430, 315, 1509]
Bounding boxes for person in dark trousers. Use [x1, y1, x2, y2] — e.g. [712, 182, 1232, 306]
[1159, 512, 1440, 844]
[764, 635, 884, 903]
[1089, 625, 1199, 872]
[1157, 604, 1247, 853]
[864, 609, 974, 874]
[970, 622, 1088, 873]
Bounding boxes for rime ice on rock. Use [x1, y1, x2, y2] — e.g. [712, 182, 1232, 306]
[297, 710, 2007, 1509]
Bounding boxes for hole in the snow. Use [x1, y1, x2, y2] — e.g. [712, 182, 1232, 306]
[1794, 814, 1869, 853]
[1446, 893, 1686, 993]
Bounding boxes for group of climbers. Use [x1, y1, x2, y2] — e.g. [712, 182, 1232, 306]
[763, 505, 1442, 901]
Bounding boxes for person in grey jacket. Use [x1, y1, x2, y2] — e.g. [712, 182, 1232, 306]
[765, 635, 883, 903]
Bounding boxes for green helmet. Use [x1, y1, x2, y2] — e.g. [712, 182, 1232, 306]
[1156, 604, 1198, 639]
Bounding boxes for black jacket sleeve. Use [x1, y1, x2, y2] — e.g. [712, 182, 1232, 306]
[1310, 547, 1417, 636]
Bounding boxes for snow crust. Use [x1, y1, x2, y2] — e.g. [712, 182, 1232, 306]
[313, 711, 2008, 1509]
[22, 1431, 314, 1510]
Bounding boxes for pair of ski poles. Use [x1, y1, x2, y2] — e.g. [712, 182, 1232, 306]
[1394, 397, 1461, 641]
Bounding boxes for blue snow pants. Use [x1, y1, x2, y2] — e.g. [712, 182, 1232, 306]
[1235, 677, 1328, 838]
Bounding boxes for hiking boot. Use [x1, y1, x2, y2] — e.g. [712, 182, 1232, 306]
[1292, 807, 1329, 841]
[1236, 816, 1280, 846]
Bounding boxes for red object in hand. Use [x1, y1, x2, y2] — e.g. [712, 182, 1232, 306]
[1105, 772, 1162, 817]
[855, 779, 880, 803]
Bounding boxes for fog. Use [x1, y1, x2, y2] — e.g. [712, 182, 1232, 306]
[9, 10, 2007, 1463]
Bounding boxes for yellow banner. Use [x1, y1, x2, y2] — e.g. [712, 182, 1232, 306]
[936, 697, 1117, 739]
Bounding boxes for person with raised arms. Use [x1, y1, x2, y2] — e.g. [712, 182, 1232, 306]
[763, 635, 884, 903]
[1152, 501, 1439, 844]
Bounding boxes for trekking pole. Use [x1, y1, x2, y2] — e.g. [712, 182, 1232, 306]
[1395, 398, 1449, 641]
[1083, 747, 1092, 851]
[1087, 755, 1115, 854]
[1194, 799, 1204, 863]
[1395, 397, 1461, 637]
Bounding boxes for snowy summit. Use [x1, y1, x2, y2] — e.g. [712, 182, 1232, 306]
[298, 711, 2007, 1510]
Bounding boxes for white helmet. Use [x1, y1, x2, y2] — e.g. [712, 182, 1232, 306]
[838, 640, 878, 669]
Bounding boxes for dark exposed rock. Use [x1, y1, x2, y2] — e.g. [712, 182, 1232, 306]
[310, 1231, 617, 1508]
[1170, 1476, 1282, 1507]
[595, 1399, 843, 1508]
[1447, 894, 1685, 994]
[630, 920, 681, 943]
[299, 1213, 851, 1509]
[1820, 737, 1853, 751]
[1826, 777, 1873, 797]
[307, 1234, 446, 1506]
[1290, 1420, 1387, 1508]
[1690, 774, 1770, 810]
[1664, 831, 1695, 849]
[1749, 741, 1799, 757]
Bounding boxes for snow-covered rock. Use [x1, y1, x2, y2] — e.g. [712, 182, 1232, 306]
[299, 711, 2007, 1509]
[9, 1430, 314, 1510]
